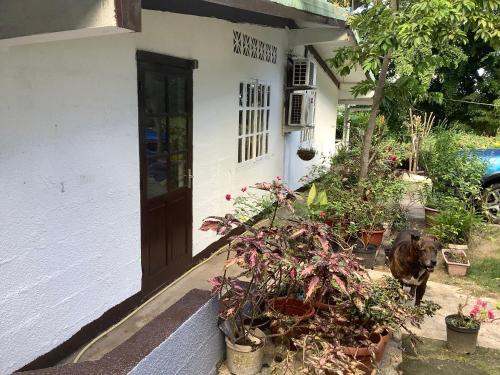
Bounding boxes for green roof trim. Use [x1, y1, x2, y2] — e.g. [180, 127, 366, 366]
[269, 0, 349, 21]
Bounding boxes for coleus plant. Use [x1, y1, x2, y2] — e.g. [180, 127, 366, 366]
[202, 179, 440, 372]
[201, 179, 363, 344]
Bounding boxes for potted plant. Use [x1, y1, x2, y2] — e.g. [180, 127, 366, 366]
[430, 196, 482, 252]
[352, 241, 378, 270]
[442, 248, 470, 276]
[420, 187, 444, 227]
[445, 298, 496, 354]
[354, 177, 405, 247]
[297, 146, 316, 161]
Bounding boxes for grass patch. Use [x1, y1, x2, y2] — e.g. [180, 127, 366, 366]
[468, 257, 500, 294]
[401, 336, 500, 375]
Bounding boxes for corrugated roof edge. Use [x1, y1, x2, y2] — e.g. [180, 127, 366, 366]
[270, 0, 349, 21]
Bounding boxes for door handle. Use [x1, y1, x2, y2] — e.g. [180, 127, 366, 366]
[186, 169, 193, 189]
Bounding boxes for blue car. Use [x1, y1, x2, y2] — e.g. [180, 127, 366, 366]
[470, 148, 500, 223]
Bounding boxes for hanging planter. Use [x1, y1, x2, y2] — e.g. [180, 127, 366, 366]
[297, 147, 316, 161]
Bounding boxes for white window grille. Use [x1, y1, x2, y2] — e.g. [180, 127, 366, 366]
[238, 81, 271, 163]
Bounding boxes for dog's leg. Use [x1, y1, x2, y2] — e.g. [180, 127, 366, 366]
[415, 278, 429, 306]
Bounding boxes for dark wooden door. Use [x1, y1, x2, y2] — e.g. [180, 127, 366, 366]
[137, 51, 194, 295]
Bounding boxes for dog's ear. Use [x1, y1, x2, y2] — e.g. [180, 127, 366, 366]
[427, 235, 443, 250]
[410, 233, 420, 243]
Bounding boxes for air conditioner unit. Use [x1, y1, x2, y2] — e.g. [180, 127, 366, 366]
[292, 58, 317, 87]
[288, 90, 316, 127]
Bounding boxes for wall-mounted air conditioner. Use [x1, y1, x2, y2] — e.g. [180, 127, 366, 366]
[288, 90, 316, 127]
[292, 58, 317, 88]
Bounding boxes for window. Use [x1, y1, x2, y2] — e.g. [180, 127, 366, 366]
[238, 81, 271, 163]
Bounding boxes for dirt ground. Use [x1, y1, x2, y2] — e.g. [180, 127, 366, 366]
[401, 336, 500, 375]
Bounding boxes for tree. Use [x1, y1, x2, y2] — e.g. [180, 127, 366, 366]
[419, 34, 500, 135]
[330, 0, 500, 182]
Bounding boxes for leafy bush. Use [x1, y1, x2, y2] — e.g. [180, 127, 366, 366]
[421, 130, 486, 203]
[430, 197, 483, 244]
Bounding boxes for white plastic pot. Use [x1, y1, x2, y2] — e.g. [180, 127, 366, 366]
[225, 328, 265, 375]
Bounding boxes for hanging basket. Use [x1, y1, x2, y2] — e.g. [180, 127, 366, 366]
[297, 148, 316, 161]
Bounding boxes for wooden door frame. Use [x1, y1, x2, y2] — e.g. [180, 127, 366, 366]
[136, 50, 197, 296]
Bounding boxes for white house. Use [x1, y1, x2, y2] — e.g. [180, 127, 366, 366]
[0, 1, 370, 373]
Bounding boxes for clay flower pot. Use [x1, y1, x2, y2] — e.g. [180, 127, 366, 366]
[361, 229, 385, 247]
[380, 329, 392, 349]
[225, 328, 265, 375]
[442, 249, 470, 276]
[268, 297, 315, 320]
[268, 298, 315, 348]
[340, 333, 385, 374]
[424, 206, 440, 226]
[445, 314, 480, 354]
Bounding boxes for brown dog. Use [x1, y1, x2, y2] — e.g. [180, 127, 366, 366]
[388, 230, 441, 305]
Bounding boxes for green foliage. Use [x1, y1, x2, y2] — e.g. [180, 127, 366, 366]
[330, 0, 500, 155]
[419, 35, 500, 136]
[430, 196, 483, 244]
[468, 257, 500, 293]
[421, 130, 487, 202]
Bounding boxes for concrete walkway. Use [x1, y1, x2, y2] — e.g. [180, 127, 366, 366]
[369, 270, 500, 350]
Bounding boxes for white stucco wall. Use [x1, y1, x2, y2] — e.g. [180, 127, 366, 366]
[284, 54, 339, 190]
[0, 10, 340, 373]
[135, 10, 289, 256]
[0, 36, 141, 374]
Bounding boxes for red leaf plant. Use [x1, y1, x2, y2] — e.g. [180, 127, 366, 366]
[202, 181, 440, 372]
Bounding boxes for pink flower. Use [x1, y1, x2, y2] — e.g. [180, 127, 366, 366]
[225, 194, 231, 201]
[319, 211, 326, 218]
[241, 186, 248, 193]
[488, 309, 495, 320]
[388, 154, 397, 162]
[470, 306, 480, 317]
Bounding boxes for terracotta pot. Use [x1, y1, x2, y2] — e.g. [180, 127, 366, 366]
[380, 329, 392, 349]
[442, 249, 470, 277]
[445, 314, 480, 354]
[447, 243, 469, 251]
[268, 298, 315, 349]
[340, 333, 385, 374]
[424, 207, 440, 226]
[361, 229, 385, 247]
[225, 328, 265, 375]
[268, 297, 315, 320]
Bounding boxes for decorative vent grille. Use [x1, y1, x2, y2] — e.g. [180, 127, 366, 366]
[233, 31, 277, 64]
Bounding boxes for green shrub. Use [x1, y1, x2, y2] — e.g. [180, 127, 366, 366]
[421, 130, 486, 203]
[430, 197, 483, 244]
